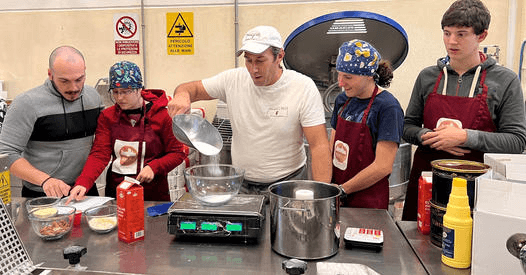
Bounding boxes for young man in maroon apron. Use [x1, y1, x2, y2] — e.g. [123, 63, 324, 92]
[402, 0, 526, 220]
[330, 40, 404, 209]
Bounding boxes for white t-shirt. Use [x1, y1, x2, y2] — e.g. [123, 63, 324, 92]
[202, 67, 325, 182]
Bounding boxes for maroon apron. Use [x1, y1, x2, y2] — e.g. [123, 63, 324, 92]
[402, 68, 496, 220]
[105, 103, 170, 201]
[332, 86, 389, 209]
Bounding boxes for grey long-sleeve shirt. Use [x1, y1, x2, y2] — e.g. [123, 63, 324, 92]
[0, 79, 103, 192]
[404, 56, 526, 154]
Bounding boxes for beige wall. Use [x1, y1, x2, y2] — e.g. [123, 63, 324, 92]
[519, 0, 526, 89]
[0, 0, 524, 120]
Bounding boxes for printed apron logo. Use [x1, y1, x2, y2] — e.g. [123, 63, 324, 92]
[113, 140, 140, 174]
[333, 140, 349, 170]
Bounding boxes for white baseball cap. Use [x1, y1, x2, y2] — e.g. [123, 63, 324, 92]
[236, 26, 283, 57]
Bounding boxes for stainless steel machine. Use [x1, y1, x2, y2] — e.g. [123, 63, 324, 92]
[94, 78, 113, 109]
[282, 10, 409, 116]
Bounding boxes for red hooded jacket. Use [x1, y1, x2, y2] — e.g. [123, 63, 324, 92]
[74, 89, 187, 201]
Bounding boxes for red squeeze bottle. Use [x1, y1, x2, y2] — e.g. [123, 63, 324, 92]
[417, 173, 432, 235]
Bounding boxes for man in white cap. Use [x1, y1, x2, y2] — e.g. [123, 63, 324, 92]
[168, 26, 330, 199]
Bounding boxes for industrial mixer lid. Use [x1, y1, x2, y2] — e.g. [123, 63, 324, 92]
[283, 11, 409, 85]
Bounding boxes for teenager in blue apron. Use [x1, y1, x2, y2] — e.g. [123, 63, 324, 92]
[330, 40, 404, 209]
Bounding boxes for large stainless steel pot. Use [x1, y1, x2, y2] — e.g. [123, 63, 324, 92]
[388, 142, 411, 202]
[269, 180, 341, 260]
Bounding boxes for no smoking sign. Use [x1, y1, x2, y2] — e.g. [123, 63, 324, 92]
[113, 13, 140, 55]
[116, 16, 137, 39]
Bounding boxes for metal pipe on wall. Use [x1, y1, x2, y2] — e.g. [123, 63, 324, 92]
[141, 0, 147, 86]
[506, 0, 516, 70]
[234, 0, 239, 68]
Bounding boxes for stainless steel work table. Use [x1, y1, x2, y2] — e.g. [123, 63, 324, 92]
[11, 197, 427, 274]
[396, 221, 471, 275]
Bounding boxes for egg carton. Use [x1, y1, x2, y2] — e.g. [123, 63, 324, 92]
[0, 199, 35, 275]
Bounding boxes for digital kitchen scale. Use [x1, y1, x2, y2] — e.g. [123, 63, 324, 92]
[167, 193, 265, 242]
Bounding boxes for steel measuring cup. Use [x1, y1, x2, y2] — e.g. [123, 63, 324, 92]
[172, 114, 223, 156]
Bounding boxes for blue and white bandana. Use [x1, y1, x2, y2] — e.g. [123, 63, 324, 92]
[336, 39, 381, 76]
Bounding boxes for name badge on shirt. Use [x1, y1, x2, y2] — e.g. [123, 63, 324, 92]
[333, 140, 349, 171]
[268, 107, 288, 117]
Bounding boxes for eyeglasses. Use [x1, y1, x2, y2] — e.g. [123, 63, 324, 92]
[111, 89, 137, 96]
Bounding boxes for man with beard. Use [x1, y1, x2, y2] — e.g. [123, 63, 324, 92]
[0, 46, 103, 198]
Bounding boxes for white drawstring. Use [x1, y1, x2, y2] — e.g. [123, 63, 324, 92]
[468, 66, 481, 98]
[441, 66, 448, 95]
[441, 65, 481, 98]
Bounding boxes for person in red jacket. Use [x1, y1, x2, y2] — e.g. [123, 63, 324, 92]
[66, 61, 187, 203]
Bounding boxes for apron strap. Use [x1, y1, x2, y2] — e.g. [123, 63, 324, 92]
[433, 71, 443, 95]
[337, 85, 379, 126]
[338, 97, 352, 117]
[361, 86, 379, 124]
[479, 69, 488, 97]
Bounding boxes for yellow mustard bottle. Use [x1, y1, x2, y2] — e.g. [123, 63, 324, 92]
[441, 177, 472, 268]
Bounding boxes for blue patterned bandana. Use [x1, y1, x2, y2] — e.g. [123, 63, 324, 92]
[109, 61, 143, 89]
[336, 39, 381, 76]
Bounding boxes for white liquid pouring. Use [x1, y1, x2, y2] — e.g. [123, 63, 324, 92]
[192, 141, 221, 156]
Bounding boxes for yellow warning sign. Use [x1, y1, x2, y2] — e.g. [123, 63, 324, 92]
[0, 170, 10, 204]
[167, 12, 194, 55]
